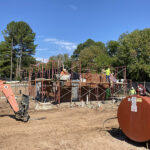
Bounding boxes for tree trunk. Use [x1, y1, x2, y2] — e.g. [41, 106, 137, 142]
[19, 49, 22, 78]
[16, 58, 18, 78]
[19, 46, 23, 78]
[10, 38, 13, 81]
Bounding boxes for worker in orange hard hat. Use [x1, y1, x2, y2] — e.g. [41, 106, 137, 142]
[60, 68, 68, 75]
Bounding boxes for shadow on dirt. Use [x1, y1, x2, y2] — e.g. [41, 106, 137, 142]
[108, 128, 146, 149]
[0, 114, 28, 122]
[0, 114, 16, 119]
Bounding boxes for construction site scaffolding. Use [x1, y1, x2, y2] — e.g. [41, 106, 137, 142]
[28, 60, 128, 103]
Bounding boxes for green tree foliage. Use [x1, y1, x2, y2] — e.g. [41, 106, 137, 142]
[49, 53, 71, 71]
[22, 55, 36, 68]
[72, 39, 112, 72]
[49, 53, 69, 63]
[1, 21, 37, 79]
[106, 40, 120, 57]
[79, 44, 111, 72]
[95, 53, 113, 70]
[72, 29, 150, 81]
[72, 39, 95, 58]
[0, 42, 11, 78]
[116, 29, 150, 81]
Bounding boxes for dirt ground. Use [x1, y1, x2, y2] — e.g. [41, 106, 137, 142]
[0, 100, 147, 150]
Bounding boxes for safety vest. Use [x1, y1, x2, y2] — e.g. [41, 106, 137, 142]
[106, 68, 110, 76]
[130, 89, 136, 95]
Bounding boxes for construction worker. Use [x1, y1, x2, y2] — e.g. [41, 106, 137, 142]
[60, 68, 68, 75]
[106, 67, 111, 82]
[136, 84, 146, 96]
[129, 87, 136, 95]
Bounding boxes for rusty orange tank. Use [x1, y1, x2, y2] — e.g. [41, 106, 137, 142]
[118, 95, 150, 142]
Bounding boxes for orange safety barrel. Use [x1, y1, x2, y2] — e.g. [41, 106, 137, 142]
[118, 95, 150, 142]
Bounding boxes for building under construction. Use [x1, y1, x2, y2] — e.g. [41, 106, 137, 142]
[26, 60, 128, 104]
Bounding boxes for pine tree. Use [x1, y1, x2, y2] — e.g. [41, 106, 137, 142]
[2, 21, 37, 79]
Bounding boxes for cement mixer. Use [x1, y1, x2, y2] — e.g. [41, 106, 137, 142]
[118, 95, 150, 142]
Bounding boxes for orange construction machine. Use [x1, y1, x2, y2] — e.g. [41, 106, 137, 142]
[0, 80, 30, 122]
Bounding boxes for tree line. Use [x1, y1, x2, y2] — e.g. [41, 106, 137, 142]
[52, 29, 150, 81]
[0, 21, 150, 81]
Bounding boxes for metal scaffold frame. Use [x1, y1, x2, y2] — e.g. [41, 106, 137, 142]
[28, 60, 128, 103]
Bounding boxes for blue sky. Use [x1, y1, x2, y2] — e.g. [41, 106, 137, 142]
[0, 0, 150, 61]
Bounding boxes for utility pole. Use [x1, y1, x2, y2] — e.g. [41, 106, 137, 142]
[10, 38, 13, 81]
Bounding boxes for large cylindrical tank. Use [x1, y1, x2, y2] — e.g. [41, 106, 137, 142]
[118, 95, 150, 142]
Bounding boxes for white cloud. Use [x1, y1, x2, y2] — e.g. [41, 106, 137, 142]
[43, 38, 77, 51]
[35, 57, 49, 63]
[68, 4, 78, 10]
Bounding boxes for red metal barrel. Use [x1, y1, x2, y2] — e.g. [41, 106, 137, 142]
[118, 95, 150, 142]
